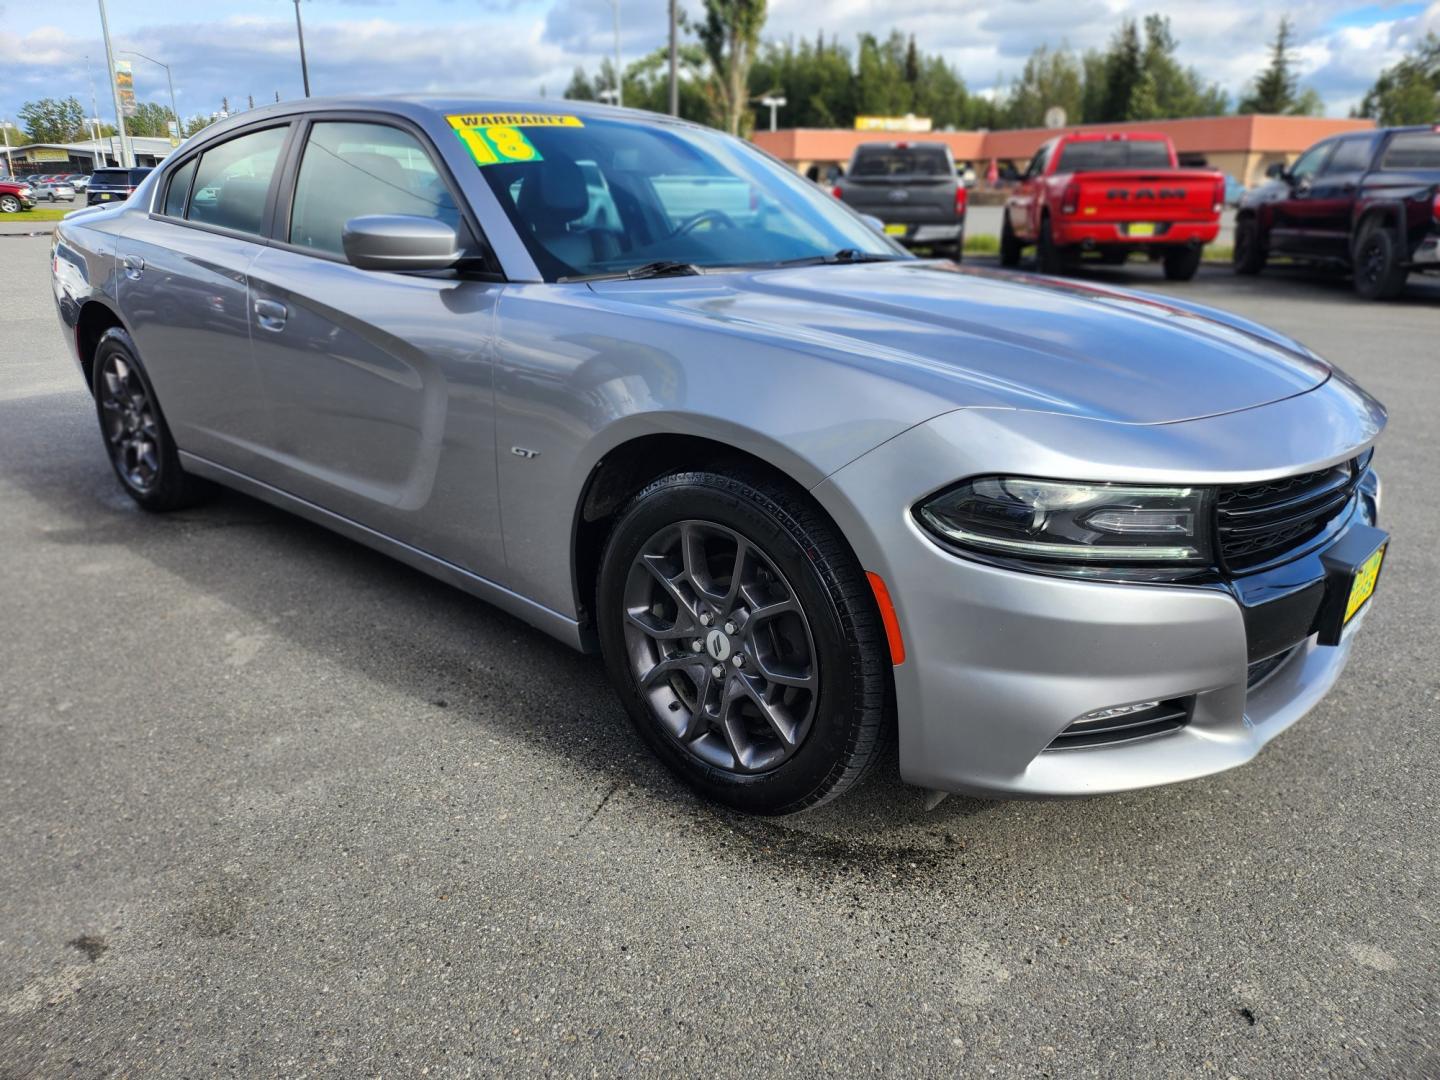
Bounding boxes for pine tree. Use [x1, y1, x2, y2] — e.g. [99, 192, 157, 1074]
[1240, 16, 1300, 114]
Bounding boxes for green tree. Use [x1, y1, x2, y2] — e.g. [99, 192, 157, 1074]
[1004, 44, 1083, 128]
[125, 101, 174, 138]
[698, 0, 768, 135]
[1100, 20, 1144, 122]
[18, 96, 87, 143]
[1138, 15, 1228, 118]
[1239, 15, 1321, 115]
[1355, 32, 1440, 125]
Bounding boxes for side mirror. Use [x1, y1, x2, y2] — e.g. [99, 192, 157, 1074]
[859, 213, 886, 235]
[1265, 162, 1288, 181]
[342, 214, 462, 272]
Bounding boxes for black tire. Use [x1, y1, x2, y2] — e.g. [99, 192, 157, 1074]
[999, 214, 1022, 268]
[946, 239, 964, 264]
[91, 327, 213, 512]
[1036, 216, 1069, 275]
[1352, 219, 1409, 301]
[1163, 245, 1203, 282]
[0, 194, 21, 213]
[1233, 215, 1266, 276]
[596, 469, 892, 815]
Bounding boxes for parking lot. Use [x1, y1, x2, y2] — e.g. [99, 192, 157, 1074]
[1, 231, 1437, 1077]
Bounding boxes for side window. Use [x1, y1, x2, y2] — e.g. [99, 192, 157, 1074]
[1323, 137, 1373, 175]
[162, 157, 196, 217]
[1289, 142, 1332, 183]
[289, 121, 460, 257]
[186, 126, 288, 236]
[1025, 146, 1049, 179]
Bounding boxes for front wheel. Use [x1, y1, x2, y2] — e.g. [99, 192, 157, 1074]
[596, 470, 892, 815]
[1352, 220, 1409, 301]
[0, 194, 20, 214]
[92, 327, 213, 511]
[1163, 245, 1203, 282]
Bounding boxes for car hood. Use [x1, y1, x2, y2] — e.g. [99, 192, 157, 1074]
[589, 260, 1330, 425]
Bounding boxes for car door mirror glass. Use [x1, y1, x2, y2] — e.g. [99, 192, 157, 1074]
[341, 214, 462, 271]
[1265, 162, 1287, 181]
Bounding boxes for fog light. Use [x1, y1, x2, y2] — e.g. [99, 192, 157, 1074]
[1077, 701, 1160, 724]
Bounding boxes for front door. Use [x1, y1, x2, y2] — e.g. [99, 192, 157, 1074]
[1308, 135, 1374, 260]
[243, 118, 506, 580]
[1269, 141, 1335, 256]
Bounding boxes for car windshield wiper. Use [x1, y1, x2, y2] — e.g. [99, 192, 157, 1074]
[560, 261, 703, 283]
[768, 249, 907, 268]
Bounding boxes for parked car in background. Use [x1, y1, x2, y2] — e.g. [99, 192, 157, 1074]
[831, 141, 967, 260]
[1235, 125, 1440, 300]
[51, 96, 1388, 814]
[1001, 132, 1224, 280]
[86, 167, 153, 204]
[1224, 175, 1246, 207]
[32, 178, 78, 202]
[0, 177, 36, 213]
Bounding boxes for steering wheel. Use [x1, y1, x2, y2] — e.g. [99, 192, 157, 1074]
[672, 209, 738, 236]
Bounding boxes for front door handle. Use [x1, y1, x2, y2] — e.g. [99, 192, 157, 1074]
[254, 298, 288, 332]
[120, 254, 144, 280]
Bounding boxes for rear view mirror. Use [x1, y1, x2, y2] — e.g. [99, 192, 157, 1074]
[342, 215, 462, 272]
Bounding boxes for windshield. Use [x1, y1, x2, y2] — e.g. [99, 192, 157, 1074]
[1056, 140, 1172, 172]
[459, 112, 903, 281]
[850, 146, 951, 177]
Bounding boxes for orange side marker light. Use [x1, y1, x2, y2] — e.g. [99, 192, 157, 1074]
[866, 571, 906, 666]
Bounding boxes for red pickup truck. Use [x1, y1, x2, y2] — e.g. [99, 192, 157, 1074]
[1001, 132, 1225, 281]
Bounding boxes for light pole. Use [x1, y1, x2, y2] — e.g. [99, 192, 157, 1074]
[1, 121, 15, 177]
[97, 0, 132, 166]
[294, 0, 311, 97]
[667, 0, 678, 116]
[760, 94, 787, 132]
[121, 50, 180, 143]
[609, 0, 622, 107]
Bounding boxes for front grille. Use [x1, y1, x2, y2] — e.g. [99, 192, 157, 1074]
[1217, 454, 1367, 571]
[1046, 700, 1189, 751]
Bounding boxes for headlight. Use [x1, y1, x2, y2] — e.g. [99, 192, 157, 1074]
[916, 476, 1212, 566]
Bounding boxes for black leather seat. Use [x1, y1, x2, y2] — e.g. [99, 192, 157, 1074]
[513, 153, 616, 271]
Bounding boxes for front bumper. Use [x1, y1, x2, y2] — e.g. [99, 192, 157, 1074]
[1413, 235, 1439, 267]
[813, 382, 1386, 797]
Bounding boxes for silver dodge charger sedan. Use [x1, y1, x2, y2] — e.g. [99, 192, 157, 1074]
[50, 97, 1388, 814]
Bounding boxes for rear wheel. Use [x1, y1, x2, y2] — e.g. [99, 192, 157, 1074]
[999, 214, 1022, 268]
[92, 327, 212, 511]
[1352, 219, 1409, 300]
[1162, 245, 1203, 282]
[1036, 216, 1070, 275]
[596, 470, 892, 815]
[1233, 215, 1266, 275]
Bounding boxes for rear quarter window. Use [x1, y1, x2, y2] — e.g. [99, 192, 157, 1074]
[1380, 132, 1440, 170]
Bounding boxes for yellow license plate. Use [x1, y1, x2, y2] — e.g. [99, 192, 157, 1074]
[884, 223, 907, 236]
[1344, 544, 1386, 624]
[1128, 223, 1156, 237]
[95, 193, 110, 200]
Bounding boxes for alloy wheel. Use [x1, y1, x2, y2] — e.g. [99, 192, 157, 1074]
[621, 519, 818, 774]
[1359, 237, 1385, 286]
[98, 353, 162, 492]
[0, 195, 20, 214]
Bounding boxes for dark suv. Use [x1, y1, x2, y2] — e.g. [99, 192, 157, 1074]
[1234, 125, 1440, 299]
[86, 167, 154, 205]
[831, 142, 967, 261]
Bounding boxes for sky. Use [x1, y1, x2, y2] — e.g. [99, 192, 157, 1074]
[1, 0, 1437, 132]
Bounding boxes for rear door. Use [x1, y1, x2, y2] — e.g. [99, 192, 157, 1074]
[116, 122, 292, 472]
[244, 114, 507, 578]
[1308, 134, 1375, 258]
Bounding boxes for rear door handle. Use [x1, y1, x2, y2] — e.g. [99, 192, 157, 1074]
[254, 298, 288, 331]
[120, 254, 144, 279]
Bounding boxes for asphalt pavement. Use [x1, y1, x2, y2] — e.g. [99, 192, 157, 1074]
[1, 235, 1437, 1078]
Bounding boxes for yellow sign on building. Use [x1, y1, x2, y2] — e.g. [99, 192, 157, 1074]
[855, 115, 933, 133]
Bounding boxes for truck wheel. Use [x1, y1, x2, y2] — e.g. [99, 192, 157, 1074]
[1233, 216, 1266, 276]
[1163, 246, 1203, 282]
[1037, 217, 1069, 275]
[999, 215, 1021, 268]
[1352, 220, 1409, 301]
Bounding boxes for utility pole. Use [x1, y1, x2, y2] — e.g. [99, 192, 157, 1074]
[97, 0, 132, 166]
[122, 51, 180, 144]
[1, 122, 14, 177]
[85, 54, 105, 165]
[294, 0, 312, 97]
[667, 0, 678, 116]
[610, 0, 623, 107]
